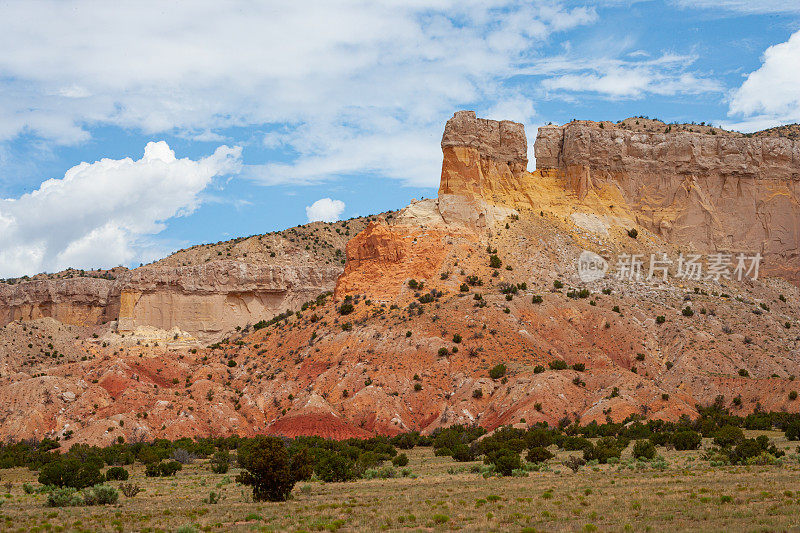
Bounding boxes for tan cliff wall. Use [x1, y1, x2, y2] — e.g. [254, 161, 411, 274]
[0, 260, 343, 340]
[116, 261, 341, 338]
[534, 123, 800, 282]
[436, 110, 530, 227]
[0, 278, 118, 327]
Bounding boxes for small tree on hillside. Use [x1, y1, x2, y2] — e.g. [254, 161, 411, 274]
[236, 436, 295, 502]
[210, 449, 230, 474]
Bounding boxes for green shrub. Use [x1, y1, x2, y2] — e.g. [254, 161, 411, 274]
[363, 466, 397, 479]
[437, 347, 449, 357]
[392, 453, 408, 467]
[489, 255, 502, 268]
[315, 450, 356, 483]
[553, 280, 563, 289]
[655, 315, 665, 324]
[525, 428, 553, 449]
[713, 425, 745, 448]
[82, 485, 119, 505]
[531, 295, 543, 304]
[210, 449, 230, 474]
[290, 448, 314, 482]
[671, 431, 702, 450]
[339, 302, 354, 315]
[789, 391, 797, 401]
[38, 459, 104, 489]
[236, 435, 295, 501]
[46, 485, 118, 507]
[785, 420, 800, 441]
[489, 363, 507, 380]
[738, 368, 749, 377]
[525, 447, 553, 464]
[486, 448, 521, 476]
[682, 306, 694, 317]
[727, 438, 782, 465]
[560, 436, 592, 451]
[145, 460, 182, 477]
[627, 228, 638, 239]
[572, 363, 585, 372]
[451, 444, 475, 462]
[583, 437, 623, 463]
[548, 360, 568, 371]
[104, 466, 128, 481]
[533, 365, 545, 374]
[46, 488, 83, 507]
[632, 440, 656, 460]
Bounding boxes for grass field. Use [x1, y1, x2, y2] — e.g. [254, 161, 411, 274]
[0, 431, 799, 532]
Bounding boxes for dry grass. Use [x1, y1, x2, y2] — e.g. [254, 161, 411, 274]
[0, 432, 798, 532]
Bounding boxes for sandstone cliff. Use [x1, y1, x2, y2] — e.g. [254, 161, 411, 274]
[117, 261, 341, 337]
[535, 122, 800, 282]
[0, 216, 379, 339]
[437, 110, 529, 227]
[0, 277, 118, 326]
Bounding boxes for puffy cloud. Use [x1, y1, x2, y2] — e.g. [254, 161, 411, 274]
[726, 30, 800, 131]
[0, 1, 599, 187]
[0, 142, 241, 277]
[306, 198, 346, 223]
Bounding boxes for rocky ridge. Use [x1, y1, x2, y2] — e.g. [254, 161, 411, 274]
[0, 215, 383, 340]
[0, 111, 798, 446]
[535, 121, 800, 282]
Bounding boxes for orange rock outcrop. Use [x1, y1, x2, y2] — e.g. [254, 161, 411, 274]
[334, 222, 456, 301]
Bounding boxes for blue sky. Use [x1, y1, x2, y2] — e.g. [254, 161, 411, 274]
[0, 0, 798, 277]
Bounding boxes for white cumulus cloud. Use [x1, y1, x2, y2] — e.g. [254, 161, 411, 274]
[0, 142, 241, 277]
[306, 198, 345, 223]
[0, 1, 600, 188]
[726, 30, 800, 131]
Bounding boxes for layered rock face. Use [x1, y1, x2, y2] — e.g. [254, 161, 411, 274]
[437, 110, 530, 227]
[0, 261, 342, 340]
[0, 278, 118, 326]
[117, 261, 341, 338]
[535, 123, 800, 282]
